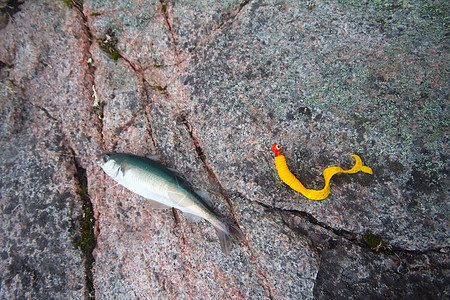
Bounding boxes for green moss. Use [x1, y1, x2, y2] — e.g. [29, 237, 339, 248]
[98, 30, 122, 61]
[69, 148, 96, 300]
[74, 178, 94, 255]
[62, 0, 82, 10]
[101, 43, 121, 60]
[364, 233, 392, 252]
[71, 153, 96, 257]
[240, 0, 249, 7]
[364, 234, 383, 248]
[108, 47, 121, 60]
[62, 0, 73, 6]
[75, 203, 95, 253]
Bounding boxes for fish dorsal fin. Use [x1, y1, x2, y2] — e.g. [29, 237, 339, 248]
[120, 159, 130, 176]
[167, 167, 180, 174]
[194, 190, 212, 206]
[146, 154, 161, 161]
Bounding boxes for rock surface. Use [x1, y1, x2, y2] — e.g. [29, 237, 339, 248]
[0, 0, 448, 299]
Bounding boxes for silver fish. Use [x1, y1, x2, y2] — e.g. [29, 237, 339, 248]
[98, 153, 242, 253]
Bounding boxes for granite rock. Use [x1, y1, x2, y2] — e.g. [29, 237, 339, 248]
[0, 0, 448, 299]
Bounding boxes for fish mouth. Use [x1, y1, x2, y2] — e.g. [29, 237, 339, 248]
[96, 154, 108, 165]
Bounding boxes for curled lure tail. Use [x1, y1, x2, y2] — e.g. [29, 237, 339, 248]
[272, 144, 373, 200]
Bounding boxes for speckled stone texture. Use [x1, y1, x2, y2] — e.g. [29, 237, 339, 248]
[0, 1, 97, 298]
[0, 0, 448, 299]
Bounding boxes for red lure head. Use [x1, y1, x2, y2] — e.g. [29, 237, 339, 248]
[272, 143, 282, 156]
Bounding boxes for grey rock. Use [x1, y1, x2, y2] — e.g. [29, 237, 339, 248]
[0, 108, 86, 298]
[0, 0, 448, 299]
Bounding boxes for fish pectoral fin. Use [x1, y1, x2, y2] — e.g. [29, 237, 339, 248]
[145, 198, 172, 210]
[120, 159, 130, 176]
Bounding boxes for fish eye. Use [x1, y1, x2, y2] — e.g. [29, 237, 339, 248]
[103, 154, 110, 162]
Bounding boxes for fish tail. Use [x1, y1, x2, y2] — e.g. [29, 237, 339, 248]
[214, 221, 244, 254]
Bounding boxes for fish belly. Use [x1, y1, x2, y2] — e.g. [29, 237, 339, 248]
[119, 167, 202, 213]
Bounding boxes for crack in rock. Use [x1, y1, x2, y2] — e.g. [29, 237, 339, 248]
[70, 148, 96, 300]
[218, 0, 250, 28]
[158, 0, 179, 56]
[255, 201, 446, 256]
[67, 2, 97, 299]
[34, 104, 58, 122]
[176, 113, 240, 216]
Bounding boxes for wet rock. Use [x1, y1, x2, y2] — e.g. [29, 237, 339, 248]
[0, 0, 448, 299]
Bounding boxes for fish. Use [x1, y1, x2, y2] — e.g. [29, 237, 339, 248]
[97, 153, 242, 253]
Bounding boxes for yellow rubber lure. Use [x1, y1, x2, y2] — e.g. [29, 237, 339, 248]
[272, 144, 373, 200]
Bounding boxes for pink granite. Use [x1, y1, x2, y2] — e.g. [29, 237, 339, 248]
[0, 0, 448, 298]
